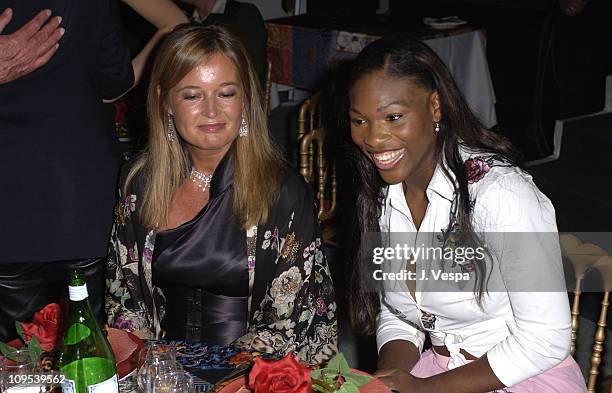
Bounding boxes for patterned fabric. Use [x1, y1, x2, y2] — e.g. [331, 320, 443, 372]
[266, 15, 475, 90]
[105, 169, 338, 365]
[266, 20, 379, 90]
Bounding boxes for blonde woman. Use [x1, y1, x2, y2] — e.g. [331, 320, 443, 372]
[105, 24, 337, 365]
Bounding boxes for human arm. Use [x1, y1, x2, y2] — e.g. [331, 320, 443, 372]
[105, 189, 157, 340]
[0, 8, 63, 84]
[375, 294, 504, 392]
[377, 340, 420, 374]
[374, 301, 443, 392]
[476, 174, 571, 387]
[232, 174, 338, 365]
[376, 355, 503, 393]
[376, 172, 571, 392]
[121, 0, 188, 87]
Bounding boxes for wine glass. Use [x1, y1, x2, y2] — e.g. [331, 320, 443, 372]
[137, 342, 180, 390]
[147, 370, 194, 393]
[0, 349, 42, 393]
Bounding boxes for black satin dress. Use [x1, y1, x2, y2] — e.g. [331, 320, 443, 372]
[152, 154, 248, 345]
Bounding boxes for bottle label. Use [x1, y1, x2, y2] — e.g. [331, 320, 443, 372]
[88, 374, 118, 393]
[69, 284, 88, 301]
[61, 375, 118, 393]
[62, 379, 76, 393]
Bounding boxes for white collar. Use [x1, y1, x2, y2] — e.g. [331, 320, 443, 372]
[385, 160, 457, 209]
[192, 0, 227, 22]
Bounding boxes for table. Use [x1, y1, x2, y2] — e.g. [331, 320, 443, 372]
[119, 341, 274, 392]
[266, 15, 497, 128]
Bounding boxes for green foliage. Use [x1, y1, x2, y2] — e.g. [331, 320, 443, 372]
[311, 353, 372, 393]
[15, 322, 26, 343]
[27, 335, 43, 364]
[0, 322, 43, 364]
[0, 341, 18, 361]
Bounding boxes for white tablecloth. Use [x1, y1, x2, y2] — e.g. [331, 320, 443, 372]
[424, 30, 497, 128]
[271, 29, 497, 129]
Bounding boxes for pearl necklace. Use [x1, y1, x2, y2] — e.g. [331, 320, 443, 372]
[190, 167, 212, 192]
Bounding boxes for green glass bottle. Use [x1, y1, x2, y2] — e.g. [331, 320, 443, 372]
[59, 269, 118, 393]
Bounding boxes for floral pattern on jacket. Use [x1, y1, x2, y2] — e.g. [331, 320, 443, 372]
[105, 170, 338, 365]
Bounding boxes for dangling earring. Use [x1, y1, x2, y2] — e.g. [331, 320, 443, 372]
[239, 116, 248, 137]
[167, 114, 176, 142]
[434, 121, 440, 133]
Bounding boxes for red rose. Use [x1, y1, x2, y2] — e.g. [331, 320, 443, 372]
[249, 354, 311, 393]
[114, 99, 127, 124]
[20, 303, 61, 352]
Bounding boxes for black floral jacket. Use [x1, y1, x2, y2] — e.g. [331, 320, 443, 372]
[105, 167, 338, 365]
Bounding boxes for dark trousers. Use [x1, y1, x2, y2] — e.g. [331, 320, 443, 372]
[0, 258, 105, 342]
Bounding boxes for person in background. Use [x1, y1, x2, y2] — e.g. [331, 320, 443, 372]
[346, 36, 586, 392]
[105, 24, 337, 365]
[121, 0, 188, 90]
[0, 7, 62, 84]
[178, 0, 267, 89]
[0, 0, 134, 342]
[552, 0, 611, 118]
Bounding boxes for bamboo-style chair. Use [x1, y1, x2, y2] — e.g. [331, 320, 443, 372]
[591, 257, 612, 393]
[297, 92, 337, 244]
[560, 234, 612, 392]
[263, 58, 272, 115]
[297, 91, 323, 141]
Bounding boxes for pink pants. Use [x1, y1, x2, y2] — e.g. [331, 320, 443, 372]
[410, 349, 587, 392]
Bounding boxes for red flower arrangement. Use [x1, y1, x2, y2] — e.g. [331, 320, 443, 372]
[20, 303, 62, 352]
[113, 98, 130, 138]
[249, 354, 311, 393]
[114, 99, 128, 124]
[246, 353, 373, 393]
[0, 303, 63, 365]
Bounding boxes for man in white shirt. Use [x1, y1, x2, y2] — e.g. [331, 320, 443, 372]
[186, 0, 227, 21]
[179, 0, 267, 88]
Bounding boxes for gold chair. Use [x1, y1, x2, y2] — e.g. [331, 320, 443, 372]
[297, 91, 323, 141]
[560, 234, 608, 355]
[560, 234, 612, 392]
[589, 256, 612, 393]
[297, 92, 337, 243]
[263, 58, 272, 115]
[299, 127, 337, 222]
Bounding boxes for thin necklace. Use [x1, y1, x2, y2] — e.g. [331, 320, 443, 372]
[190, 167, 212, 192]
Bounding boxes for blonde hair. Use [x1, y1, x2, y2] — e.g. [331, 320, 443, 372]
[125, 24, 284, 229]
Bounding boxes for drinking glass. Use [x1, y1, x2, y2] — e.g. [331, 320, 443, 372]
[0, 349, 42, 393]
[147, 370, 194, 393]
[137, 342, 181, 390]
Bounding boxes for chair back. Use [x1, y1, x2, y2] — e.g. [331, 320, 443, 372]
[561, 234, 612, 392]
[298, 91, 323, 140]
[263, 58, 272, 115]
[297, 92, 337, 224]
[590, 257, 612, 393]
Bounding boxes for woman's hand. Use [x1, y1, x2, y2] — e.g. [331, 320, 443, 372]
[374, 368, 426, 393]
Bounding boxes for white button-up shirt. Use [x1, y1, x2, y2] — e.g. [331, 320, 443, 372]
[192, 0, 227, 22]
[376, 152, 571, 387]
